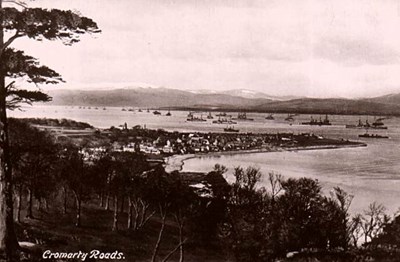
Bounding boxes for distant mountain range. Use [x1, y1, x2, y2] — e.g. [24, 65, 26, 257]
[47, 87, 400, 116]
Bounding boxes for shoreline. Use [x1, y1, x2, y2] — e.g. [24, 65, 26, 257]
[164, 143, 366, 173]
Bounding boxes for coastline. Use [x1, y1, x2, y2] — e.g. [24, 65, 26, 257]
[164, 143, 366, 173]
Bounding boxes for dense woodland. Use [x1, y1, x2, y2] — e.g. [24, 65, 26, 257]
[7, 118, 400, 261]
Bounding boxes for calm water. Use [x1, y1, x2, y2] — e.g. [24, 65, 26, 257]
[10, 105, 400, 214]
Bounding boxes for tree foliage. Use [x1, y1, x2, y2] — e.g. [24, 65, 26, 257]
[1, 7, 100, 48]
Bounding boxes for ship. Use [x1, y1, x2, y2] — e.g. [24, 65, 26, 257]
[233, 112, 254, 121]
[224, 126, 239, 133]
[346, 118, 387, 129]
[371, 117, 387, 128]
[359, 133, 389, 139]
[187, 114, 206, 122]
[212, 116, 237, 124]
[265, 114, 274, 120]
[302, 115, 331, 126]
[153, 110, 161, 115]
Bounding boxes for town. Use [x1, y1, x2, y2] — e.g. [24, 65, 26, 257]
[73, 122, 365, 161]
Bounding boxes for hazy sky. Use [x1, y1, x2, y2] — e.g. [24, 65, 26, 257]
[11, 0, 400, 98]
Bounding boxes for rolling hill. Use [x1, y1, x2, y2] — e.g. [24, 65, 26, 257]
[248, 98, 400, 115]
[47, 87, 400, 116]
[47, 87, 272, 108]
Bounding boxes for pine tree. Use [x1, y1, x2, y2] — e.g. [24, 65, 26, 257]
[0, 1, 100, 259]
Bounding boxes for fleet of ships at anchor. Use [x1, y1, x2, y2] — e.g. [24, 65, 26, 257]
[92, 107, 392, 138]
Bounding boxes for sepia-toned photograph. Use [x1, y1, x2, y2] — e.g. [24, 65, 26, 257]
[1, 0, 400, 261]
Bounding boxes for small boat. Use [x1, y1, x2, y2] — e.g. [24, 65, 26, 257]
[166, 110, 171, 116]
[122, 108, 127, 111]
[94, 107, 99, 110]
[224, 126, 239, 133]
[359, 133, 389, 139]
[207, 112, 214, 119]
[128, 108, 134, 112]
[138, 109, 142, 112]
[216, 112, 228, 117]
[147, 108, 150, 113]
[265, 114, 274, 120]
[103, 107, 107, 110]
[285, 114, 295, 121]
[153, 110, 161, 115]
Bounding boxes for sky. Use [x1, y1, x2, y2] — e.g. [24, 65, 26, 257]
[10, 0, 400, 98]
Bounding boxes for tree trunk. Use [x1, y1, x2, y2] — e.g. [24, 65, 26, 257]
[127, 196, 133, 229]
[151, 205, 167, 262]
[179, 224, 184, 262]
[105, 193, 110, 211]
[26, 188, 33, 219]
[133, 201, 139, 230]
[44, 198, 49, 211]
[120, 196, 124, 214]
[100, 192, 104, 207]
[63, 186, 68, 214]
[174, 212, 185, 262]
[112, 195, 119, 231]
[75, 194, 81, 227]
[16, 187, 22, 223]
[0, 1, 20, 256]
[36, 198, 41, 211]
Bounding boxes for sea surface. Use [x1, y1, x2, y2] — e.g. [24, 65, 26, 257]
[9, 105, 400, 215]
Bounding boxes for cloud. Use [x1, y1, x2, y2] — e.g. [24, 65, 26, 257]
[313, 36, 400, 66]
[12, 0, 400, 98]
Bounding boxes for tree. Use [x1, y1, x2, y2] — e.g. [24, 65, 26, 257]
[360, 202, 389, 243]
[60, 148, 94, 227]
[0, 1, 100, 258]
[277, 177, 326, 251]
[9, 118, 59, 220]
[327, 187, 354, 249]
[223, 166, 267, 261]
[164, 171, 197, 262]
[145, 166, 179, 262]
[108, 152, 149, 231]
[370, 212, 400, 248]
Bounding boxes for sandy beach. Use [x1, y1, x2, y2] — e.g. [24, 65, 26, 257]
[163, 143, 365, 173]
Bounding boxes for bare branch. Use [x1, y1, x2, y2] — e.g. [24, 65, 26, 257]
[3, 0, 27, 9]
[1, 31, 23, 54]
[161, 239, 188, 262]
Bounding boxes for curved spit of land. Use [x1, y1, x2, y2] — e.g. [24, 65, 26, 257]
[23, 119, 366, 174]
[163, 132, 366, 173]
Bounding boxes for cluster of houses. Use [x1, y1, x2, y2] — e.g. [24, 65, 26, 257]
[81, 126, 328, 158]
